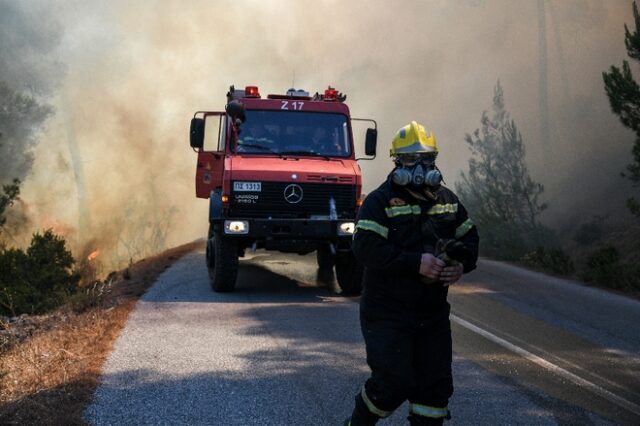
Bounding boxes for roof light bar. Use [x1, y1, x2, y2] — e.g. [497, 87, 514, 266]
[244, 86, 260, 98]
[324, 87, 338, 101]
[287, 88, 310, 97]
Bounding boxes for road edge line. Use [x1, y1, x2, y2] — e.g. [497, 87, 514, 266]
[451, 314, 640, 416]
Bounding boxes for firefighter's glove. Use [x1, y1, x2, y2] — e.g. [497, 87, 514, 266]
[439, 263, 463, 286]
[419, 253, 446, 281]
[437, 239, 473, 268]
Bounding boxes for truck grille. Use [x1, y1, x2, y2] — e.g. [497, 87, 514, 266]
[230, 182, 356, 218]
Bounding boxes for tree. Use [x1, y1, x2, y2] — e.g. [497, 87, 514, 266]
[0, 229, 80, 316]
[0, 1, 62, 185]
[456, 81, 548, 259]
[0, 82, 52, 185]
[602, 1, 640, 217]
[0, 178, 20, 235]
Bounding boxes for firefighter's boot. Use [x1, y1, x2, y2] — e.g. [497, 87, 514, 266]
[345, 393, 381, 426]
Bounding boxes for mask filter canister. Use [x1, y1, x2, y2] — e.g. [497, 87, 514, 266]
[392, 163, 442, 187]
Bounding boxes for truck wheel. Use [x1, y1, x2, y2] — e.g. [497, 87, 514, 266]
[316, 243, 335, 287]
[206, 237, 216, 271]
[335, 251, 363, 296]
[208, 233, 239, 292]
[316, 243, 334, 270]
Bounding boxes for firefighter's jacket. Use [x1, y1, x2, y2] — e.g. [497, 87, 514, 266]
[353, 176, 479, 311]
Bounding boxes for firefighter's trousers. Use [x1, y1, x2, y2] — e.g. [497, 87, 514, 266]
[350, 302, 453, 425]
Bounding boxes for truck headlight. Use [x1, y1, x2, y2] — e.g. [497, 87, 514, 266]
[224, 220, 249, 234]
[338, 221, 355, 235]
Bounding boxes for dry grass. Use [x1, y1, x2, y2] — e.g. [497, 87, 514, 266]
[0, 240, 203, 425]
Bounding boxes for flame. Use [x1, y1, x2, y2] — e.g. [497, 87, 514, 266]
[87, 249, 100, 261]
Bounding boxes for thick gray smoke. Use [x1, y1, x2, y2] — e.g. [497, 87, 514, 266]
[0, 0, 65, 242]
[0, 0, 63, 183]
[5, 0, 636, 265]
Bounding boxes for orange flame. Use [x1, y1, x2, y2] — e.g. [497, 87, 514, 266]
[87, 250, 100, 261]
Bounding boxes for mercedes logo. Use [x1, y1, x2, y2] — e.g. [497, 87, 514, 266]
[284, 184, 303, 204]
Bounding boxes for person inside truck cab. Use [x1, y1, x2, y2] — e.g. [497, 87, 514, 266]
[311, 127, 343, 155]
[238, 123, 273, 152]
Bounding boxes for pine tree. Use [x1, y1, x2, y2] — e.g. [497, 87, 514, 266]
[456, 81, 547, 259]
[603, 1, 640, 217]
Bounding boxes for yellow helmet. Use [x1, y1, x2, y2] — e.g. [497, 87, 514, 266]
[390, 121, 438, 157]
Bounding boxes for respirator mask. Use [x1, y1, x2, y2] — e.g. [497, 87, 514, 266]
[392, 153, 442, 188]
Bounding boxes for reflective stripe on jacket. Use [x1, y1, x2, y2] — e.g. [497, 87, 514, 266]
[353, 175, 479, 309]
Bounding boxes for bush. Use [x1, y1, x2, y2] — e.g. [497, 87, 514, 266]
[580, 245, 640, 291]
[581, 245, 619, 286]
[573, 217, 605, 246]
[0, 229, 80, 316]
[477, 222, 556, 261]
[521, 246, 575, 275]
[0, 248, 30, 315]
[67, 275, 115, 313]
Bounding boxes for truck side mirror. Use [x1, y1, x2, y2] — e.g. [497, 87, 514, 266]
[190, 118, 205, 149]
[365, 128, 377, 156]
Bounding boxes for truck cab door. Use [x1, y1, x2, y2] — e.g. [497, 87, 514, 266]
[195, 112, 226, 199]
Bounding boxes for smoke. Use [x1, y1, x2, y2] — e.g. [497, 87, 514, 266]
[0, 0, 66, 243]
[5, 0, 636, 266]
[0, 0, 64, 183]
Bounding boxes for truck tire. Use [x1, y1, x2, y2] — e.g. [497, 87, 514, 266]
[206, 237, 216, 271]
[335, 251, 363, 296]
[316, 243, 334, 270]
[208, 233, 239, 292]
[316, 243, 335, 287]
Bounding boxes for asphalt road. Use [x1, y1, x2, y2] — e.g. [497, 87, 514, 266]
[85, 249, 640, 425]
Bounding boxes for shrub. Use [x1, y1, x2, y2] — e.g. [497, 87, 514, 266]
[578, 245, 640, 291]
[67, 274, 115, 313]
[0, 248, 30, 316]
[521, 246, 575, 276]
[573, 217, 605, 246]
[0, 229, 80, 316]
[581, 245, 619, 287]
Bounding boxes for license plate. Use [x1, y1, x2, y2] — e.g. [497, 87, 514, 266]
[233, 181, 262, 192]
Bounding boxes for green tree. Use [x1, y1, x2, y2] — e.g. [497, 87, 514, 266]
[602, 1, 640, 217]
[0, 229, 79, 316]
[456, 81, 548, 259]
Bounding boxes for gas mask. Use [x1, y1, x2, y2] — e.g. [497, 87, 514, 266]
[392, 155, 442, 188]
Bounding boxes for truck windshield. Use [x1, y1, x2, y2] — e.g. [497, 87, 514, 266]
[235, 110, 351, 158]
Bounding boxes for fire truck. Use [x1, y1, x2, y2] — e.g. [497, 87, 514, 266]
[189, 85, 377, 295]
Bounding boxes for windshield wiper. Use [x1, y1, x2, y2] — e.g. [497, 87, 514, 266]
[237, 143, 281, 156]
[280, 150, 331, 160]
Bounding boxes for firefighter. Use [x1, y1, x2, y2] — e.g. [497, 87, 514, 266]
[238, 122, 274, 152]
[345, 121, 479, 426]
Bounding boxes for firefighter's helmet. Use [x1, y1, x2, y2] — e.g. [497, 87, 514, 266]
[390, 121, 438, 157]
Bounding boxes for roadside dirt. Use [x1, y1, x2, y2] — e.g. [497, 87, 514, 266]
[0, 240, 204, 425]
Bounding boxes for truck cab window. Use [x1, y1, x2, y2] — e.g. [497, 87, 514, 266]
[204, 115, 224, 151]
[237, 110, 351, 158]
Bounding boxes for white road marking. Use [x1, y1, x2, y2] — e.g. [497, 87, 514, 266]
[451, 314, 640, 416]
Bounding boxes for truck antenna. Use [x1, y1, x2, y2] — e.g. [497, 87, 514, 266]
[291, 70, 296, 89]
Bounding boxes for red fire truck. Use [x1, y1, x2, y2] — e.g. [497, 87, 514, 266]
[189, 85, 377, 295]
